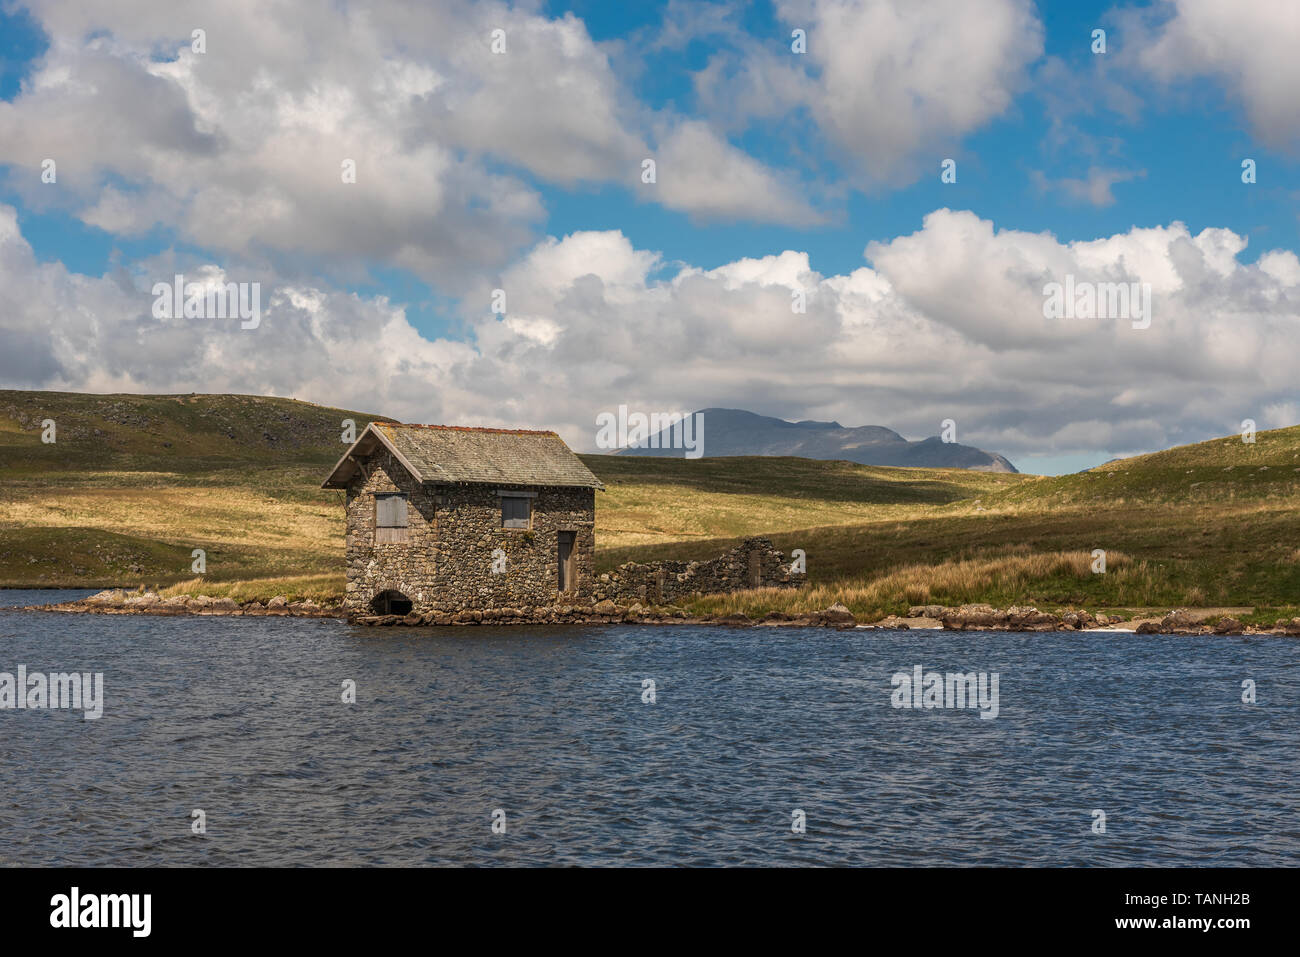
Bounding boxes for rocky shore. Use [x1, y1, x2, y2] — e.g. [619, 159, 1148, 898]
[352, 599, 861, 628]
[19, 591, 859, 627]
[13, 592, 1300, 635]
[894, 603, 1300, 636]
[23, 589, 341, 618]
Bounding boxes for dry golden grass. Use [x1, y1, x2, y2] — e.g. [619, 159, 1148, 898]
[584, 454, 1025, 549]
[7, 392, 1299, 618]
[158, 575, 344, 603]
[0, 486, 340, 552]
[595, 484, 970, 549]
[687, 549, 1153, 620]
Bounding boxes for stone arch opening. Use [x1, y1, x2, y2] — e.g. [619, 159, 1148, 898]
[371, 589, 414, 616]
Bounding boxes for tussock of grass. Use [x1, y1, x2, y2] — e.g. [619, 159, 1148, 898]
[158, 575, 344, 604]
[686, 549, 1165, 620]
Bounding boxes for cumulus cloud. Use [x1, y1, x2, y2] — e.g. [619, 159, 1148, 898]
[4, 202, 1298, 467]
[649, 120, 826, 225]
[1134, 0, 1300, 151]
[694, 0, 1044, 185]
[0, 0, 816, 295]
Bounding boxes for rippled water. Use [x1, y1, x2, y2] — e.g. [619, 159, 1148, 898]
[1, 588, 1296, 866]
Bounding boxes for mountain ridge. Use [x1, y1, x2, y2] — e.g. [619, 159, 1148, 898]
[613, 407, 1019, 473]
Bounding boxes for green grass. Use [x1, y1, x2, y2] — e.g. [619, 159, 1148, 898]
[157, 575, 344, 604]
[3, 389, 1297, 618]
[0, 390, 375, 588]
[578, 452, 1026, 550]
[592, 427, 1300, 617]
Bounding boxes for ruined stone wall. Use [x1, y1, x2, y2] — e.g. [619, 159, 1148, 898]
[342, 449, 596, 617]
[595, 537, 803, 605]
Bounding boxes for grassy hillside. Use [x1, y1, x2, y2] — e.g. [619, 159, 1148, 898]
[581, 453, 1025, 550]
[0, 390, 380, 587]
[2, 389, 1297, 622]
[661, 429, 1300, 621]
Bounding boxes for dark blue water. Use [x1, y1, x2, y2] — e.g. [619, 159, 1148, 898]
[1, 589, 1296, 866]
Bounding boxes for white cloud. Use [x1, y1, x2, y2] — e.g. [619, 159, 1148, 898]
[695, 0, 1044, 185]
[1031, 166, 1146, 207]
[651, 120, 825, 225]
[4, 202, 1298, 466]
[1135, 0, 1300, 151]
[0, 0, 816, 295]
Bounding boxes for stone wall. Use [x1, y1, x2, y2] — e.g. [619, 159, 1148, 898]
[344, 449, 438, 616]
[342, 447, 596, 618]
[595, 537, 804, 604]
[427, 483, 596, 612]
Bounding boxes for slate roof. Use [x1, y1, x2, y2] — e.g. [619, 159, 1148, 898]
[322, 422, 605, 490]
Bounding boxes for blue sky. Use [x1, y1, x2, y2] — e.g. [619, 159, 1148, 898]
[0, 0, 1296, 474]
[5, 1, 1293, 283]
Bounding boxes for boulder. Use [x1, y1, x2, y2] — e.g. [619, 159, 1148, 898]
[1160, 608, 1199, 631]
[1059, 610, 1095, 631]
[1005, 606, 1060, 630]
[819, 602, 856, 627]
[875, 615, 910, 630]
[715, 613, 753, 627]
[1212, 617, 1245, 635]
[943, 604, 1006, 629]
[907, 605, 950, 619]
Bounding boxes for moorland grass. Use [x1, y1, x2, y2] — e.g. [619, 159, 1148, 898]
[4, 390, 1298, 615]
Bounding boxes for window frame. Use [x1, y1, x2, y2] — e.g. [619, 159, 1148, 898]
[374, 492, 410, 543]
[500, 493, 532, 530]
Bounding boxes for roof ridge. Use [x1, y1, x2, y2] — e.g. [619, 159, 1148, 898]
[376, 422, 558, 436]
[324, 420, 604, 490]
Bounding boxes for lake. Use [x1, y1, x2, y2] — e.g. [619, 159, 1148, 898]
[1, 589, 1296, 866]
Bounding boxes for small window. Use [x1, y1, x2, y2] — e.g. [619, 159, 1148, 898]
[502, 495, 531, 529]
[375, 493, 409, 543]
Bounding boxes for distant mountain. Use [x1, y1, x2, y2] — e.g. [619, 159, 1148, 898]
[613, 408, 1019, 473]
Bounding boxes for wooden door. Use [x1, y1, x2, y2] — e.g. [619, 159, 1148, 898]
[557, 531, 576, 592]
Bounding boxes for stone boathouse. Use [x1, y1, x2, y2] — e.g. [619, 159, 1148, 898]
[323, 422, 605, 618]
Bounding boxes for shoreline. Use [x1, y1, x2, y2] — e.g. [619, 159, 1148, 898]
[8, 592, 1300, 636]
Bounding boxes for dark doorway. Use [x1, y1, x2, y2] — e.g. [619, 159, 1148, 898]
[371, 590, 413, 615]
[557, 531, 576, 592]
